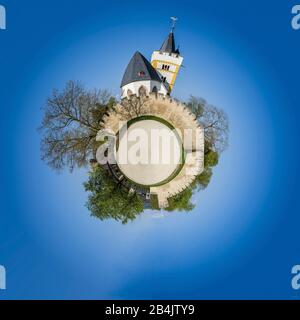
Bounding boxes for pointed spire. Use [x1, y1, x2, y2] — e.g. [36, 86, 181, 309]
[160, 17, 179, 54]
[160, 32, 176, 53]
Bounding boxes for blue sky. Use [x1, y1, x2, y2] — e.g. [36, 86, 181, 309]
[0, 0, 300, 299]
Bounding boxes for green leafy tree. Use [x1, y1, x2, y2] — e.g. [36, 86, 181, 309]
[165, 151, 218, 212]
[84, 166, 144, 224]
[165, 187, 195, 212]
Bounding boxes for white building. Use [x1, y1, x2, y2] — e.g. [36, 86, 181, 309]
[120, 51, 168, 99]
[120, 24, 183, 99]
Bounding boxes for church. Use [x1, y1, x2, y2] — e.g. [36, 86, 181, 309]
[120, 21, 184, 99]
[100, 19, 204, 209]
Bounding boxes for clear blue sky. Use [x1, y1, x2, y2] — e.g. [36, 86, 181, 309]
[0, 0, 300, 299]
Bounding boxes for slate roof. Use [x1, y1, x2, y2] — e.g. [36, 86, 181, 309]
[160, 32, 178, 54]
[121, 51, 162, 87]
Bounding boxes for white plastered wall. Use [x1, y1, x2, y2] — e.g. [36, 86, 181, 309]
[121, 80, 168, 98]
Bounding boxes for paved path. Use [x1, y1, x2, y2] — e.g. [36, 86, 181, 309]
[101, 93, 204, 208]
[116, 119, 182, 186]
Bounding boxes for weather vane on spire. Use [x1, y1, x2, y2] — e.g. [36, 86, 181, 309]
[170, 17, 178, 32]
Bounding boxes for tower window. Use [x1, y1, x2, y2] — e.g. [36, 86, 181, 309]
[138, 71, 145, 77]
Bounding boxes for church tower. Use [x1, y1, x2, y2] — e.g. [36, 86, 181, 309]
[151, 18, 184, 93]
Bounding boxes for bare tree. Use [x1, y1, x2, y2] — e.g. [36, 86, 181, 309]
[187, 96, 229, 153]
[186, 95, 206, 119]
[201, 104, 229, 153]
[39, 81, 115, 171]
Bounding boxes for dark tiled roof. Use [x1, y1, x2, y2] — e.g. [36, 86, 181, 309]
[121, 51, 162, 87]
[160, 32, 177, 54]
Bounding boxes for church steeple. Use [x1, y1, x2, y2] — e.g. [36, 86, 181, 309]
[160, 17, 178, 54]
[120, 18, 184, 99]
[160, 32, 176, 54]
[151, 18, 184, 93]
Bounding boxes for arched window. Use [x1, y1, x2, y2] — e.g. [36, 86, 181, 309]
[127, 89, 133, 97]
[152, 86, 158, 93]
[138, 86, 147, 96]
